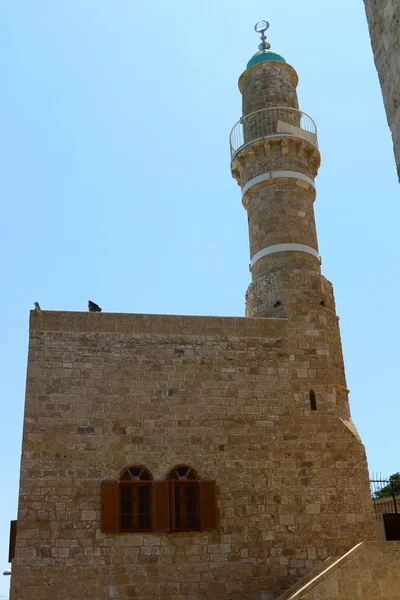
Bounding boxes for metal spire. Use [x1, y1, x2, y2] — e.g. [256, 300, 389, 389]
[254, 20, 271, 51]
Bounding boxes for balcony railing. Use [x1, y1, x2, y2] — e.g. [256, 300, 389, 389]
[230, 107, 318, 159]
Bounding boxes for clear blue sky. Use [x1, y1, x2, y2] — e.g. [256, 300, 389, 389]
[0, 1, 398, 594]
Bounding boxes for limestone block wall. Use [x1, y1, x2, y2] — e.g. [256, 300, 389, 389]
[239, 62, 299, 115]
[246, 180, 318, 267]
[364, 0, 400, 179]
[10, 312, 375, 600]
[279, 541, 400, 599]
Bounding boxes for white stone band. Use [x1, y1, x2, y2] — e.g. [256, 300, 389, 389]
[242, 171, 315, 198]
[250, 243, 321, 267]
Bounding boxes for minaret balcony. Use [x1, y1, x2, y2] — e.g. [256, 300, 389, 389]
[230, 107, 318, 159]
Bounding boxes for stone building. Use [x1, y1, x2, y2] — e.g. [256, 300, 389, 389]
[363, 0, 400, 180]
[9, 25, 377, 600]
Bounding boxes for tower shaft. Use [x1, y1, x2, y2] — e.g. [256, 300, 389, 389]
[231, 56, 350, 418]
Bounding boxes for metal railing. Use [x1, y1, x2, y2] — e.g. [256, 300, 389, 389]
[230, 107, 318, 159]
[370, 478, 400, 520]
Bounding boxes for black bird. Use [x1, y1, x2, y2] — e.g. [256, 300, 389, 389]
[88, 300, 102, 313]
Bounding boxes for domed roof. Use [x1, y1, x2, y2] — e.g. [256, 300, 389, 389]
[247, 49, 286, 69]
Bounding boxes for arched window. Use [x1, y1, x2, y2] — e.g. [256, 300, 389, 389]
[168, 466, 200, 532]
[310, 390, 317, 411]
[101, 465, 217, 534]
[118, 466, 153, 532]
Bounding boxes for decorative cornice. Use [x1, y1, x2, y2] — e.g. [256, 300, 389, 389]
[231, 136, 321, 185]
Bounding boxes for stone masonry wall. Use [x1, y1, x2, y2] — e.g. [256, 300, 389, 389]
[10, 311, 375, 600]
[282, 542, 400, 599]
[364, 0, 400, 180]
[239, 62, 299, 115]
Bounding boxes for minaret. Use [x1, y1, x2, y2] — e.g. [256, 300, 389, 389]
[230, 23, 351, 418]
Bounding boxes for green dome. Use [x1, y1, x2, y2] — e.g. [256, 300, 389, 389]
[247, 50, 286, 69]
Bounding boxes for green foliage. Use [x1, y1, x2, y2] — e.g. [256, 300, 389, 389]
[374, 473, 400, 499]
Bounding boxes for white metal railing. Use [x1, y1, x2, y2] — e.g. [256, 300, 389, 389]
[230, 107, 318, 158]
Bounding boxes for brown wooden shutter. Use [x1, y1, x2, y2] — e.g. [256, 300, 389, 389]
[8, 520, 17, 562]
[153, 481, 170, 532]
[101, 481, 119, 533]
[169, 481, 176, 530]
[200, 480, 218, 531]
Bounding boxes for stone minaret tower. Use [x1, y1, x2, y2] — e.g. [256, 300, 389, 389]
[8, 21, 377, 600]
[231, 22, 351, 419]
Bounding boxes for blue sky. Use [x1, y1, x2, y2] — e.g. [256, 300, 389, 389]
[0, 1, 398, 594]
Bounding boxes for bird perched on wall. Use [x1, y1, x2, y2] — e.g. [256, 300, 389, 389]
[34, 302, 41, 312]
[88, 300, 102, 313]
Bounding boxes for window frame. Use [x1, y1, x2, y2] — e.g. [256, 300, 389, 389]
[119, 480, 153, 533]
[170, 481, 201, 532]
[118, 465, 153, 534]
[168, 465, 201, 533]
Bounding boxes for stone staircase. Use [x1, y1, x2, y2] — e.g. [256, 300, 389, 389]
[275, 555, 341, 600]
[275, 542, 400, 599]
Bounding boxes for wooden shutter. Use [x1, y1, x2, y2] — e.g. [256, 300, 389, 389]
[101, 481, 119, 533]
[153, 481, 170, 532]
[200, 480, 218, 531]
[169, 481, 177, 530]
[8, 520, 17, 562]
